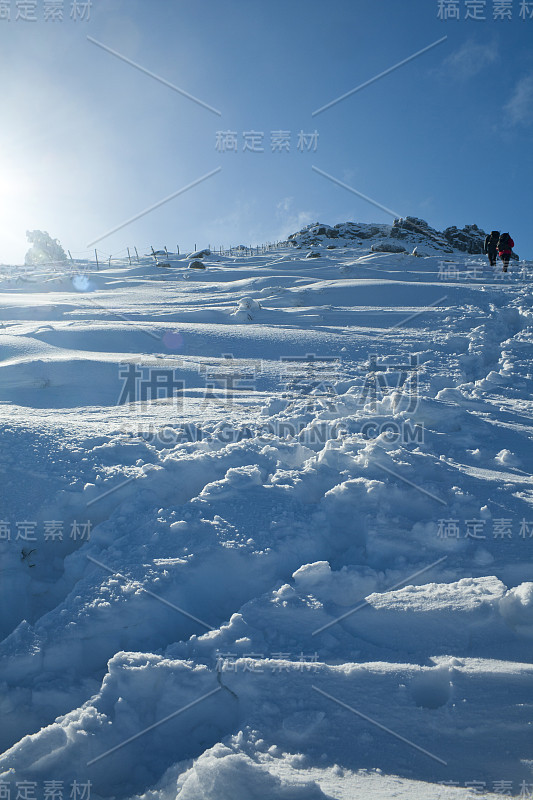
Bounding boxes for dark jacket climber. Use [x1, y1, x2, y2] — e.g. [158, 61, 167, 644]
[484, 231, 500, 267]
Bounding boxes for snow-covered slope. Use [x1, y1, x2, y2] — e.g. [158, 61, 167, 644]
[0, 237, 532, 799]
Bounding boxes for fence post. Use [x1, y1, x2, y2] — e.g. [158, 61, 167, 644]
[134, 246, 140, 264]
[95, 249, 99, 270]
[127, 247, 132, 266]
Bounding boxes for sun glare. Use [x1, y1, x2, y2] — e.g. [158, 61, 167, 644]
[0, 155, 39, 264]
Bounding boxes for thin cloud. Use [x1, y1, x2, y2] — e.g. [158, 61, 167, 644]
[276, 197, 294, 214]
[275, 202, 315, 241]
[504, 74, 533, 126]
[441, 40, 498, 80]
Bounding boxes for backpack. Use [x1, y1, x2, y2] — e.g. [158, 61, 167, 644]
[498, 233, 510, 250]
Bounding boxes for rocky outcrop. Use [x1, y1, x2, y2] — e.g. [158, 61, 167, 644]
[288, 223, 337, 247]
[288, 221, 389, 249]
[442, 224, 486, 254]
[390, 217, 452, 251]
[333, 222, 387, 240]
[287, 217, 488, 256]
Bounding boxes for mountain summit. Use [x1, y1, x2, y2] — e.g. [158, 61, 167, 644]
[288, 217, 488, 255]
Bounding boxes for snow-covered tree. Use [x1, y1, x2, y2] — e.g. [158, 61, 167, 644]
[24, 230, 67, 265]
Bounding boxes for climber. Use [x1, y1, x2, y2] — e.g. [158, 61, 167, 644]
[483, 230, 500, 267]
[497, 232, 515, 273]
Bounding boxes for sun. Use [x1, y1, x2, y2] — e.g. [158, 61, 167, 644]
[0, 155, 38, 264]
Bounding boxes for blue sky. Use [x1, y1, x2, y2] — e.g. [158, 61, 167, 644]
[0, 0, 532, 263]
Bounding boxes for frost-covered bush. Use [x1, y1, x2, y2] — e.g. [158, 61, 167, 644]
[24, 230, 67, 266]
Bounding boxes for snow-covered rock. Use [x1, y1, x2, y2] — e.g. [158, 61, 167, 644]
[190, 249, 212, 259]
[442, 224, 486, 254]
[370, 241, 406, 253]
[287, 215, 489, 257]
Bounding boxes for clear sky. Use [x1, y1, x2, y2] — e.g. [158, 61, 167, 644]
[0, 0, 532, 263]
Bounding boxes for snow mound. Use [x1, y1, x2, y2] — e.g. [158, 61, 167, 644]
[174, 745, 331, 800]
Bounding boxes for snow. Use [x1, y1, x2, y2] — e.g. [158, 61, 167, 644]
[0, 238, 532, 799]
